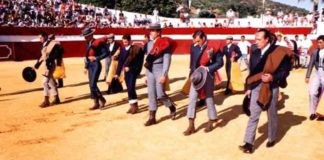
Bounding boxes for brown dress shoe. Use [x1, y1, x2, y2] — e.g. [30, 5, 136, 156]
[239, 143, 253, 153]
[183, 119, 195, 136]
[144, 111, 157, 126]
[169, 105, 176, 120]
[127, 102, 139, 114]
[40, 96, 50, 108]
[89, 98, 100, 110]
[50, 95, 60, 105]
[98, 96, 106, 109]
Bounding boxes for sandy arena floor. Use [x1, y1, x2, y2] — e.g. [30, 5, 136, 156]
[0, 55, 323, 160]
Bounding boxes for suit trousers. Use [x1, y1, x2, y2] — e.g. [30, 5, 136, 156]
[309, 69, 324, 114]
[186, 73, 217, 120]
[146, 63, 173, 111]
[125, 70, 138, 104]
[42, 75, 58, 97]
[244, 83, 279, 144]
[88, 61, 102, 99]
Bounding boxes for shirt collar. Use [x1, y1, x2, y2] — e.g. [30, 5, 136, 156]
[261, 43, 271, 56]
[125, 45, 131, 51]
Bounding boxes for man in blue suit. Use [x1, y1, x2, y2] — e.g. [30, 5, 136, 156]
[222, 36, 242, 95]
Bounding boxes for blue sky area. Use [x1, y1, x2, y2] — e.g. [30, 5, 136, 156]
[272, 0, 323, 11]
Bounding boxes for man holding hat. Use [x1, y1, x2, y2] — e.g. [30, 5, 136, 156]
[34, 32, 61, 108]
[223, 35, 242, 95]
[144, 23, 176, 126]
[82, 28, 108, 110]
[183, 30, 224, 136]
[104, 33, 120, 81]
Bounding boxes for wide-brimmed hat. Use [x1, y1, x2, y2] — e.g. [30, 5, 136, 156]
[190, 66, 208, 90]
[81, 28, 96, 37]
[226, 35, 233, 40]
[148, 23, 162, 30]
[22, 67, 37, 82]
[107, 33, 114, 39]
[242, 95, 251, 116]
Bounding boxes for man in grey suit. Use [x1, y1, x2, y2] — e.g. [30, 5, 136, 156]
[240, 29, 292, 153]
[305, 35, 324, 120]
[144, 23, 176, 126]
[183, 30, 224, 136]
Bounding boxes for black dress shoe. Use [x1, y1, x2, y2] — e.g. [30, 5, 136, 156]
[266, 141, 276, 148]
[310, 114, 317, 120]
[224, 89, 231, 95]
[317, 116, 324, 121]
[239, 143, 253, 153]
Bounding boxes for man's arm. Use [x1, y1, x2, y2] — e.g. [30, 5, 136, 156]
[306, 50, 316, 79]
[207, 50, 224, 73]
[162, 52, 171, 77]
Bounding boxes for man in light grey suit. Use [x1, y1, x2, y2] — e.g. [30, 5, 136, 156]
[240, 29, 292, 153]
[144, 23, 176, 126]
[305, 35, 324, 121]
[104, 33, 120, 81]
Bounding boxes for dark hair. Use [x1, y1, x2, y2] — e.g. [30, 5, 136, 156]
[144, 34, 150, 39]
[39, 32, 48, 39]
[122, 34, 131, 41]
[317, 35, 324, 41]
[193, 30, 206, 39]
[295, 35, 299, 38]
[241, 35, 245, 38]
[257, 28, 276, 45]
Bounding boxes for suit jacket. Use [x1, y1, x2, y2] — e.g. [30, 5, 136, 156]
[306, 49, 324, 78]
[85, 38, 109, 69]
[116, 45, 144, 76]
[107, 42, 120, 57]
[223, 43, 242, 63]
[248, 44, 291, 90]
[189, 42, 224, 75]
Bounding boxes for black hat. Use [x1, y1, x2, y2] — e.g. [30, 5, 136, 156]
[242, 95, 251, 116]
[190, 66, 208, 91]
[148, 23, 162, 30]
[22, 67, 37, 82]
[81, 27, 96, 37]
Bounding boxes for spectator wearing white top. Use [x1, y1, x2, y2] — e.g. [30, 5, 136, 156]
[300, 34, 314, 67]
[237, 35, 251, 71]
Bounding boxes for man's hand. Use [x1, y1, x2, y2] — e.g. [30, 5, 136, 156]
[261, 73, 273, 83]
[245, 90, 251, 98]
[88, 56, 96, 62]
[305, 78, 310, 84]
[159, 76, 166, 84]
[144, 77, 147, 85]
[114, 75, 119, 79]
[124, 67, 130, 72]
[231, 57, 235, 62]
[200, 65, 208, 70]
[83, 69, 88, 75]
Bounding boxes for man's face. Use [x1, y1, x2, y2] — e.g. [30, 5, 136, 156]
[39, 35, 45, 43]
[226, 39, 233, 44]
[193, 36, 205, 46]
[122, 39, 130, 46]
[241, 36, 245, 41]
[295, 36, 299, 41]
[150, 30, 159, 39]
[318, 39, 324, 49]
[277, 35, 282, 41]
[255, 32, 269, 49]
[108, 38, 114, 43]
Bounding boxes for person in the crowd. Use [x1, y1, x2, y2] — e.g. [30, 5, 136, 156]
[237, 35, 251, 71]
